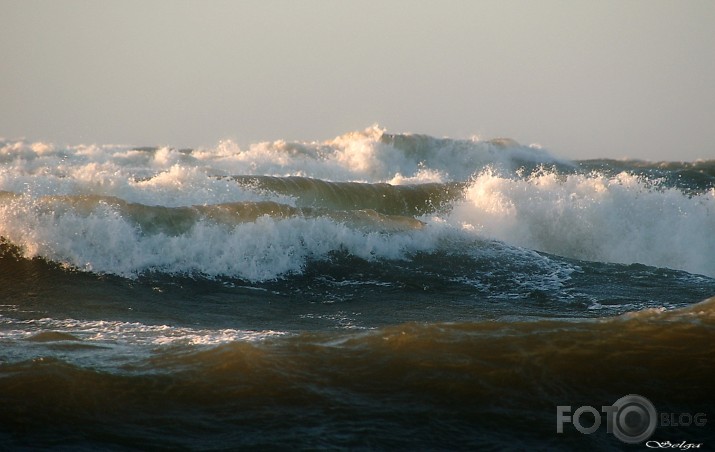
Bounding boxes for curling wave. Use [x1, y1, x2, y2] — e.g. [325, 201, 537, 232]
[1, 128, 714, 280]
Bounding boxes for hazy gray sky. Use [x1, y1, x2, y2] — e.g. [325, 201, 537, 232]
[2, 1, 714, 160]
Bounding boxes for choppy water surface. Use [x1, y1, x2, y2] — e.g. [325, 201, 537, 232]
[2, 127, 714, 449]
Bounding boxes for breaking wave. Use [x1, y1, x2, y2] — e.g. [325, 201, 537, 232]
[1, 127, 714, 280]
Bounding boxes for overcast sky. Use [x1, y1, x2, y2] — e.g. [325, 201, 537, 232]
[2, 1, 714, 161]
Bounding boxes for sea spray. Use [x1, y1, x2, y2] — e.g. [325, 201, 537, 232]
[452, 169, 715, 276]
[2, 128, 715, 450]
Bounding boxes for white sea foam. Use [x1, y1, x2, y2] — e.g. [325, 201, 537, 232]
[451, 170, 715, 277]
[0, 315, 288, 370]
[0, 125, 556, 190]
[0, 316, 286, 346]
[0, 197, 441, 280]
[2, 129, 713, 279]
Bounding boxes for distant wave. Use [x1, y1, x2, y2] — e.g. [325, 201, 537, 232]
[0, 125, 565, 187]
[1, 127, 714, 280]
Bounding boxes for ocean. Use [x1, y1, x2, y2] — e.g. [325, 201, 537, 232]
[1, 126, 714, 450]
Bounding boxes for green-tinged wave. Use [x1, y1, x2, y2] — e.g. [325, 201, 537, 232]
[1, 299, 714, 449]
[229, 175, 466, 216]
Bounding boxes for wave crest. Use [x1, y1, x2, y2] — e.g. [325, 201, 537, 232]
[452, 169, 715, 276]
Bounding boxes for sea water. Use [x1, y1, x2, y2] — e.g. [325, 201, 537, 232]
[1, 126, 714, 449]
